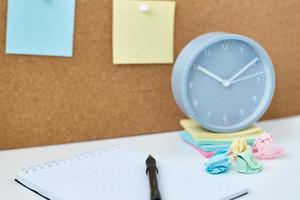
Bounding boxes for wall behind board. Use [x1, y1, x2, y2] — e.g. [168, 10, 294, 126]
[1, 0, 300, 149]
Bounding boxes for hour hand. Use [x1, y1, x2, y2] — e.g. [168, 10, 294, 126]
[197, 65, 224, 84]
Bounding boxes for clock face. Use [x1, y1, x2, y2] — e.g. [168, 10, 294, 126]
[177, 35, 275, 132]
[188, 39, 265, 127]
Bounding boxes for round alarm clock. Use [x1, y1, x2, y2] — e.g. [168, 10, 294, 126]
[172, 32, 275, 132]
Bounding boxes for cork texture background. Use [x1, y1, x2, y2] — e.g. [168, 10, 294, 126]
[1, 0, 300, 149]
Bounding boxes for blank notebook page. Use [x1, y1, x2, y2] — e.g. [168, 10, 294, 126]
[16, 146, 247, 200]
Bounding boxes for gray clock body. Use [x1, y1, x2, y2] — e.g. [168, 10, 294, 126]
[172, 32, 275, 132]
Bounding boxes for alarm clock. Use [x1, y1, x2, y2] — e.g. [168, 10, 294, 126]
[172, 32, 275, 132]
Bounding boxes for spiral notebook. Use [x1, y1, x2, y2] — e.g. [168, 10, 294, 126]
[15, 146, 248, 200]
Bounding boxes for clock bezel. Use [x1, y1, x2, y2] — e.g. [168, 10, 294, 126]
[172, 32, 275, 132]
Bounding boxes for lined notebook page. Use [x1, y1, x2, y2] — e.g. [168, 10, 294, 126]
[16, 146, 247, 200]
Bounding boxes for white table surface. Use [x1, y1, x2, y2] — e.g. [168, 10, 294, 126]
[1, 115, 300, 200]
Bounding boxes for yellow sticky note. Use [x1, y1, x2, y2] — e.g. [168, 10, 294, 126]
[113, 0, 176, 64]
[180, 119, 264, 140]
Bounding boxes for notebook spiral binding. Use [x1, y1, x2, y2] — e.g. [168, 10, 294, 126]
[20, 145, 122, 174]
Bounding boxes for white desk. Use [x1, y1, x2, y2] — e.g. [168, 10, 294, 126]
[1, 116, 300, 200]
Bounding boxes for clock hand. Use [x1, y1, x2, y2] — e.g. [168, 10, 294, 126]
[231, 71, 264, 84]
[197, 65, 225, 84]
[228, 57, 259, 82]
[209, 86, 225, 114]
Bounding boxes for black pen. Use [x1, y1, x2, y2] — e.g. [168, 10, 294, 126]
[146, 155, 161, 200]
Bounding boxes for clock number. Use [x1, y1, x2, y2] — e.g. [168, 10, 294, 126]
[223, 115, 230, 126]
[207, 112, 212, 118]
[240, 109, 245, 116]
[204, 49, 211, 57]
[192, 100, 198, 107]
[222, 42, 229, 50]
[256, 77, 261, 84]
[188, 82, 194, 89]
[240, 47, 244, 55]
[193, 64, 197, 70]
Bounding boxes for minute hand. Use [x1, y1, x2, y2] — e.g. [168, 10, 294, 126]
[228, 57, 258, 82]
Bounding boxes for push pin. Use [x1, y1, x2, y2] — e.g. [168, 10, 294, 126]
[139, 3, 150, 13]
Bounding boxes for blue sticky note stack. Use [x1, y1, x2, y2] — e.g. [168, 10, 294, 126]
[6, 0, 76, 57]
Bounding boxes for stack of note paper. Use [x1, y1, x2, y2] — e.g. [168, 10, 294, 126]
[179, 119, 264, 156]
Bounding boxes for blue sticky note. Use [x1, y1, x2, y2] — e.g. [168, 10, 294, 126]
[6, 0, 76, 57]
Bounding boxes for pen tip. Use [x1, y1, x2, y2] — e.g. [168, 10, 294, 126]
[146, 154, 156, 166]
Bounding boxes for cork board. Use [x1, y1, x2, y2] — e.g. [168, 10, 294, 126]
[1, 0, 300, 149]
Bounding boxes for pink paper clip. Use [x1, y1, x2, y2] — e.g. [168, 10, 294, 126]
[252, 133, 284, 159]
